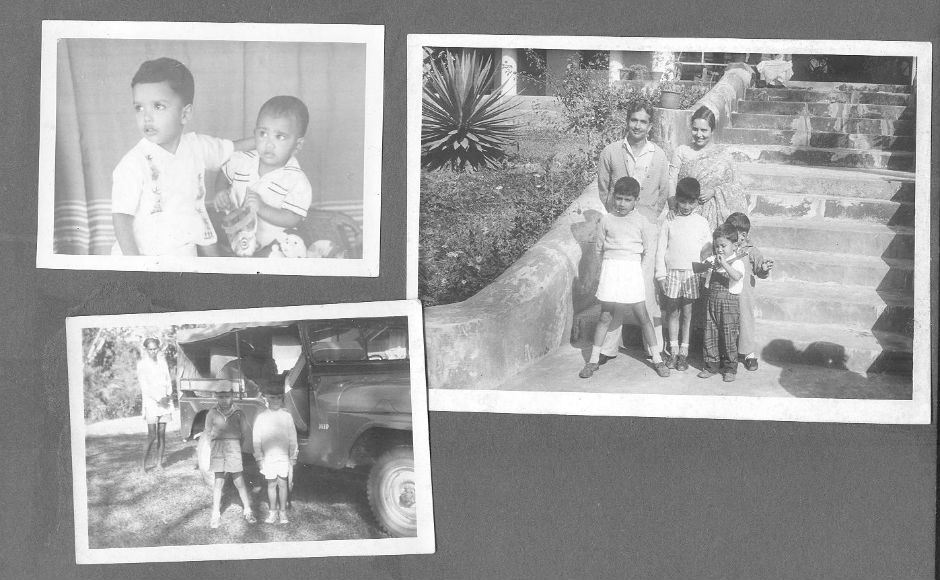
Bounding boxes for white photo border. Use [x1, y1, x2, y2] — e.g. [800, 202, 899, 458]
[66, 300, 434, 563]
[38, 20, 383, 277]
[408, 34, 932, 424]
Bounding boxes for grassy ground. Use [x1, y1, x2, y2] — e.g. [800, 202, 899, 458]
[84, 428, 382, 548]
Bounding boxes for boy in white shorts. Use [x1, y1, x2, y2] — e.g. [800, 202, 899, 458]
[253, 384, 299, 524]
[214, 96, 314, 255]
[580, 177, 669, 379]
[112, 57, 241, 256]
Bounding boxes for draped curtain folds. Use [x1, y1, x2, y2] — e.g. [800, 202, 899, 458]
[54, 39, 367, 255]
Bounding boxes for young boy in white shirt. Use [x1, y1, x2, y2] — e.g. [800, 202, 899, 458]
[655, 177, 712, 371]
[111, 57, 242, 257]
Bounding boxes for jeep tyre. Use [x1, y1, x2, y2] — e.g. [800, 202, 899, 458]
[367, 446, 417, 537]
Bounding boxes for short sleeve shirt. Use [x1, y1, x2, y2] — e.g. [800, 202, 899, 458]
[221, 151, 314, 247]
[112, 133, 234, 255]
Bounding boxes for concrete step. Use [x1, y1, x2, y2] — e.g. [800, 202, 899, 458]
[786, 81, 913, 94]
[749, 217, 913, 260]
[748, 189, 914, 226]
[736, 100, 913, 120]
[731, 112, 914, 136]
[760, 247, 914, 293]
[725, 128, 914, 152]
[752, 319, 912, 375]
[745, 87, 912, 106]
[737, 163, 915, 202]
[753, 280, 913, 331]
[727, 143, 915, 171]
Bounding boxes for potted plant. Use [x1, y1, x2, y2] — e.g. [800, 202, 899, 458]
[656, 53, 683, 109]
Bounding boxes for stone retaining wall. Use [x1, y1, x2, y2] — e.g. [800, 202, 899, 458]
[424, 66, 754, 391]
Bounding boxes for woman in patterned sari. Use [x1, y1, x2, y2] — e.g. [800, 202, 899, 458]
[670, 106, 749, 230]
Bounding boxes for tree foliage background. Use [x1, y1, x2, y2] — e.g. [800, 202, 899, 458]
[81, 325, 190, 423]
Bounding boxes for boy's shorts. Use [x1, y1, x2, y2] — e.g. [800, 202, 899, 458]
[662, 269, 701, 300]
[209, 439, 243, 473]
[260, 456, 291, 480]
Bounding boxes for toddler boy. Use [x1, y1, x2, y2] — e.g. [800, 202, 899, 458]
[724, 212, 774, 370]
[112, 57, 237, 256]
[215, 96, 314, 253]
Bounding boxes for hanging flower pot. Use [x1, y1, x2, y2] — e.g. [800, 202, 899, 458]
[660, 88, 682, 109]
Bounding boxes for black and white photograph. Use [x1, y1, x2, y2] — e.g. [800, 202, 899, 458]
[409, 35, 931, 423]
[66, 301, 434, 563]
[38, 20, 383, 276]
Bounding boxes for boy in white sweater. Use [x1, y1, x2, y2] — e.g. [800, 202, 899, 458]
[253, 383, 299, 524]
[655, 178, 712, 371]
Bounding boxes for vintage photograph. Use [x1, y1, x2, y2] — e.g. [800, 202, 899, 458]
[38, 20, 383, 276]
[408, 35, 931, 422]
[66, 301, 434, 563]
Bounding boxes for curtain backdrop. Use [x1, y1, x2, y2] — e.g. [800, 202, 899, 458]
[54, 39, 367, 254]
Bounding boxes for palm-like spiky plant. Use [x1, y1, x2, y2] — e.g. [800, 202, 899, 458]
[422, 50, 519, 172]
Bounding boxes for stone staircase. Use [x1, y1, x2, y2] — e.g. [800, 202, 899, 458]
[723, 82, 916, 375]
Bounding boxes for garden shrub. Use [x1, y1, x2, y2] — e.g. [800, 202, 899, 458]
[422, 50, 520, 171]
[419, 155, 592, 306]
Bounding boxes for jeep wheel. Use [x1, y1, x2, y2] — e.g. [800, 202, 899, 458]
[367, 446, 417, 537]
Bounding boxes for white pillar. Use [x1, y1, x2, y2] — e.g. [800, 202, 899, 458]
[500, 48, 518, 98]
[608, 50, 625, 85]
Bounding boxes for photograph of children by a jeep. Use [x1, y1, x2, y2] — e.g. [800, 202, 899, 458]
[79, 315, 416, 548]
[416, 38, 929, 421]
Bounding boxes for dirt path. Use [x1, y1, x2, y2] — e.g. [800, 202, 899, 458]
[84, 424, 382, 548]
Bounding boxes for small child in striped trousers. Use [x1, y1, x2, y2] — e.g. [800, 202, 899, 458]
[698, 224, 746, 382]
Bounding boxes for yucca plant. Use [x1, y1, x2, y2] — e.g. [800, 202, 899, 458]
[422, 50, 520, 172]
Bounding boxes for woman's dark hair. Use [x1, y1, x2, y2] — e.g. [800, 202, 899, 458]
[691, 106, 717, 130]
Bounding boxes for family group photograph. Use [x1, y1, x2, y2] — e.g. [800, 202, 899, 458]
[412, 36, 931, 422]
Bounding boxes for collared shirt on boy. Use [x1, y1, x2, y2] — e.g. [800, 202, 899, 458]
[111, 132, 233, 256]
[222, 151, 314, 247]
[597, 139, 671, 214]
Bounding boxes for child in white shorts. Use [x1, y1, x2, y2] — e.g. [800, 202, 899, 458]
[252, 384, 298, 524]
[581, 177, 669, 379]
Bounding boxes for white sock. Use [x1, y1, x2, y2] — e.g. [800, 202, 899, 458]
[745, 352, 756, 360]
[589, 346, 601, 364]
[679, 343, 689, 356]
[668, 341, 679, 353]
[650, 350, 663, 364]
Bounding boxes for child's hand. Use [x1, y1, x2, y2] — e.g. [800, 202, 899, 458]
[761, 258, 774, 271]
[665, 210, 676, 222]
[213, 190, 236, 213]
[244, 189, 263, 212]
[656, 277, 667, 293]
[699, 189, 715, 203]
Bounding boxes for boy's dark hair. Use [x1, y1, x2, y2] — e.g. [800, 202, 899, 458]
[258, 95, 310, 136]
[712, 223, 739, 243]
[612, 176, 640, 199]
[725, 212, 751, 235]
[675, 177, 701, 202]
[131, 58, 195, 105]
